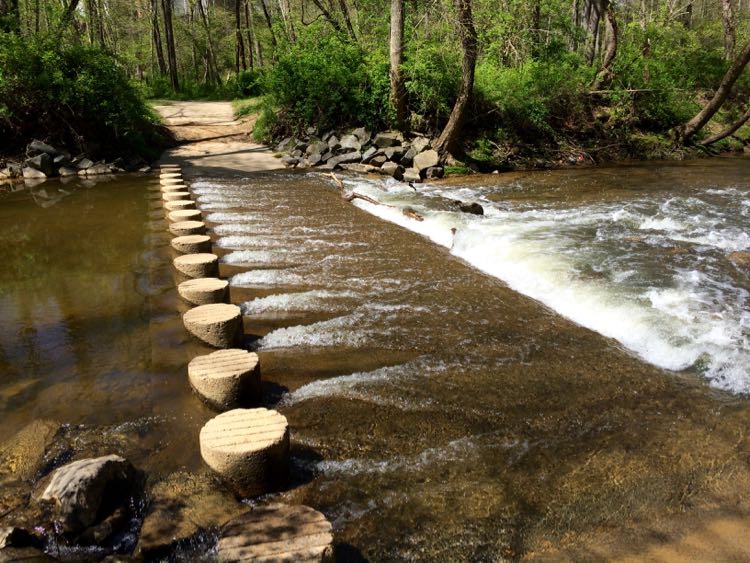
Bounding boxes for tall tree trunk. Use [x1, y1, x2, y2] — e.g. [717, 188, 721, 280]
[433, 0, 478, 157]
[260, 0, 277, 47]
[591, 3, 618, 90]
[389, 0, 407, 130]
[151, 0, 167, 76]
[56, 0, 80, 36]
[675, 40, 750, 143]
[0, 0, 20, 33]
[245, 0, 261, 67]
[161, 0, 179, 91]
[722, 0, 736, 60]
[235, 0, 247, 71]
[310, 0, 344, 34]
[278, 0, 295, 41]
[337, 0, 357, 40]
[585, 0, 607, 65]
[197, 0, 221, 85]
[699, 102, 750, 145]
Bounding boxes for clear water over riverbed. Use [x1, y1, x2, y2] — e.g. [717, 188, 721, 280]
[3, 160, 750, 560]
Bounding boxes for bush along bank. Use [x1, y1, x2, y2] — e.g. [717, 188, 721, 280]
[275, 127, 444, 183]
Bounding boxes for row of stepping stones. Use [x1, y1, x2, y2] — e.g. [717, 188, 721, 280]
[159, 164, 334, 561]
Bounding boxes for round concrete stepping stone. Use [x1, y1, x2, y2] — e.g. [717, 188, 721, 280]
[162, 191, 191, 202]
[199, 408, 289, 497]
[188, 349, 260, 409]
[218, 505, 333, 562]
[183, 304, 242, 348]
[170, 221, 206, 237]
[160, 178, 185, 186]
[160, 172, 182, 179]
[178, 277, 229, 306]
[169, 209, 201, 223]
[164, 200, 197, 212]
[173, 253, 218, 278]
[171, 234, 211, 254]
[161, 184, 187, 193]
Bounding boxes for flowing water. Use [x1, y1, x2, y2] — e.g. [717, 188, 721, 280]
[3, 159, 750, 560]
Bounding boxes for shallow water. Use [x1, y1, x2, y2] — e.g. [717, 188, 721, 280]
[3, 161, 750, 560]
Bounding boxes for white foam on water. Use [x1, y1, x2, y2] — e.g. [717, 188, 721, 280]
[347, 178, 750, 393]
[241, 290, 358, 314]
[230, 269, 304, 286]
[213, 223, 269, 235]
[257, 312, 373, 349]
[216, 235, 290, 249]
[206, 212, 257, 223]
[220, 249, 292, 264]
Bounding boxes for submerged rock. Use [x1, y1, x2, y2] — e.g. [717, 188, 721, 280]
[451, 200, 484, 215]
[37, 455, 137, 534]
[729, 251, 750, 271]
[135, 471, 245, 559]
[0, 420, 62, 484]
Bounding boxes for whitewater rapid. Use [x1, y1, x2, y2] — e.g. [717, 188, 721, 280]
[343, 175, 750, 394]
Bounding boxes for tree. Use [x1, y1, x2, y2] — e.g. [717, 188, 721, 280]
[433, 0, 478, 157]
[675, 40, 750, 144]
[162, 0, 179, 91]
[700, 102, 750, 145]
[722, 0, 736, 60]
[0, 0, 20, 33]
[389, 0, 407, 130]
[151, 0, 167, 76]
[235, 0, 247, 71]
[591, 3, 618, 90]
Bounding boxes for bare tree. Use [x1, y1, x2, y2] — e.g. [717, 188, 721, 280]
[259, 0, 278, 49]
[722, 0, 736, 60]
[245, 0, 261, 68]
[389, 0, 407, 130]
[675, 40, 750, 143]
[434, 0, 478, 157]
[278, 0, 296, 41]
[591, 3, 618, 90]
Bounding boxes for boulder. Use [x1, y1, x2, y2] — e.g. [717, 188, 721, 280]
[403, 168, 421, 183]
[326, 151, 362, 170]
[453, 200, 484, 215]
[306, 142, 328, 156]
[413, 149, 440, 172]
[327, 136, 341, 151]
[0, 420, 62, 484]
[81, 163, 112, 176]
[58, 167, 78, 177]
[306, 126, 317, 136]
[52, 153, 71, 167]
[291, 149, 304, 158]
[411, 136, 431, 153]
[361, 146, 380, 163]
[38, 455, 137, 534]
[22, 167, 46, 180]
[384, 147, 406, 161]
[340, 163, 378, 175]
[425, 166, 445, 179]
[25, 154, 53, 176]
[320, 151, 334, 163]
[76, 158, 94, 170]
[339, 134, 361, 152]
[27, 140, 58, 157]
[135, 471, 245, 560]
[400, 147, 417, 167]
[218, 505, 333, 563]
[370, 155, 387, 167]
[352, 127, 371, 145]
[281, 156, 300, 168]
[373, 132, 403, 148]
[380, 162, 404, 181]
[275, 137, 293, 152]
[308, 153, 323, 166]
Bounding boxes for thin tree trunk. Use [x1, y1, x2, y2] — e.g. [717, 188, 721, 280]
[151, 0, 167, 76]
[675, 40, 750, 143]
[0, 0, 20, 33]
[235, 0, 247, 72]
[260, 0, 278, 48]
[197, 0, 221, 85]
[591, 3, 618, 90]
[585, 0, 607, 65]
[56, 0, 80, 36]
[162, 0, 179, 91]
[337, 0, 356, 40]
[722, 0, 736, 60]
[700, 102, 750, 145]
[310, 0, 344, 34]
[389, 0, 407, 130]
[278, 0, 295, 41]
[246, 0, 261, 67]
[434, 0, 478, 157]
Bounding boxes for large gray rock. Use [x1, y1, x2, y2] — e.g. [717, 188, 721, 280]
[384, 147, 406, 161]
[425, 166, 445, 179]
[58, 166, 77, 177]
[22, 167, 46, 180]
[411, 136, 431, 153]
[380, 162, 404, 181]
[370, 155, 387, 167]
[327, 135, 340, 150]
[352, 127, 371, 144]
[281, 156, 300, 168]
[373, 132, 403, 148]
[340, 163, 379, 174]
[306, 142, 328, 156]
[81, 163, 112, 176]
[361, 146, 380, 163]
[135, 471, 245, 560]
[275, 137, 293, 152]
[25, 154, 53, 176]
[76, 158, 94, 170]
[339, 134, 361, 152]
[28, 140, 58, 156]
[413, 149, 440, 172]
[0, 420, 62, 484]
[38, 455, 137, 533]
[326, 151, 362, 169]
[403, 168, 421, 183]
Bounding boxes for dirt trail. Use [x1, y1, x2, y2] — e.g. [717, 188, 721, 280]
[152, 100, 283, 174]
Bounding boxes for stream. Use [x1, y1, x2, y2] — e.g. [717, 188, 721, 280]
[2, 158, 750, 560]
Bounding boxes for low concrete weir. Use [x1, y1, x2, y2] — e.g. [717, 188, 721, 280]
[188, 348, 261, 409]
[199, 408, 289, 497]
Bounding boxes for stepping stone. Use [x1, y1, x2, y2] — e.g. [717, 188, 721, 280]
[164, 200, 197, 212]
[218, 505, 333, 562]
[199, 408, 289, 497]
[170, 221, 206, 237]
[178, 277, 229, 306]
[160, 178, 185, 186]
[174, 253, 218, 278]
[171, 234, 211, 254]
[160, 172, 182, 179]
[188, 349, 261, 409]
[169, 209, 201, 223]
[161, 184, 188, 193]
[162, 191, 191, 201]
[183, 304, 242, 348]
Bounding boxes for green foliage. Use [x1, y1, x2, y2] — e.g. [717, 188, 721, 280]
[0, 34, 163, 158]
[257, 26, 390, 138]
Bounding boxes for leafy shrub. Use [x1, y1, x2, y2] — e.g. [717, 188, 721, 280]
[0, 34, 164, 158]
